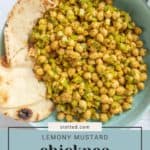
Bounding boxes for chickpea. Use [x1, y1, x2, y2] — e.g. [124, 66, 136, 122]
[112, 80, 119, 88]
[67, 46, 74, 51]
[126, 97, 133, 103]
[65, 26, 73, 36]
[48, 23, 53, 30]
[97, 80, 103, 88]
[100, 95, 109, 103]
[100, 28, 108, 37]
[136, 40, 143, 48]
[61, 92, 72, 103]
[140, 48, 147, 56]
[96, 33, 104, 43]
[122, 22, 128, 30]
[91, 73, 99, 82]
[92, 113, 100, 120]
[133, 72, 140, 83]
[57, 112, 65, 120]
[134, 27, 142, 35]
[66, 115, 73, 122]
[38, 24, 47, 31]
[50, 33, 56, 41]
[112, 11, 120, 20]
[108, 97, 114, 104]
[119, 77, 125, 85]
[79, 100, 87, 110]
[78, 8, 85, 17]
[137, 82, 145, 90]
[96, 64, 106, 74]
[140, 73, 148, 81]
[132, 35, 138, 41]
[97, 11, 104, 21]
[87, 101, 92, 108]
[37, 55, 47, 64]
[88, 60, 95, 65]
[98, 2, 105, 10]
[115, 22, 122, 30]
[105, 18, 111, 26]
[117, 70, 124, 77]
[108, 88, 115, 97]
[68, 68, 76, 77]
[77, 35, 85, 42]
[73, 92, 81, 100]
[67, 40, 75, 47]
[67, 51, 81, 59]
[122, 102, 132, 110]
[101, 104, 110, 112]
[39, 19, 47, 25]
[110, 102, 122, 114]
[110, 107, 122, 115]
[86, 65, 94, 73]
[105, 73, 113, 81]
[76, 27, 84, 34]
[116, 86, 125, 95]
[35, 67, 44, 76]
[89, 52, 99, 60]
[105, 10, 112, 18]
[100, 87, 107, 94]
[83, 109, 92, 120]
[104, 82, 111, 88]
[71, 100, 78, 108]
[100, 113, 109, 122]
[132, 48, 139, 56]
[83, 72, 92, 80]
[43, 64, 51, 72]
[89, 29, 98, 37]
[51, 41, 59, 50]
[57, 31, 64, 39]
[100, 46, 107, 52]
[91, 22, 100, 28]
[137, 56, 144, 63]
[139, 64, 147, 72]
[96, 58, 103, 64]
[102, 53, 109, 62]
[57, 13, 65, 21]
[56, 105, 64, 112]
[75, 43, 84, 52]
[50, 11, 57, 17]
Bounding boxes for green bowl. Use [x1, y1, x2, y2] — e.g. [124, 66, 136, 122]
[0, 0, 150, 126]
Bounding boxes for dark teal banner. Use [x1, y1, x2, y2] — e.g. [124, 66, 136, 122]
[0, 127, 149, 150]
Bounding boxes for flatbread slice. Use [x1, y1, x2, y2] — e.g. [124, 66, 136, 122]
[0, 63, 53, 122]
[0, 0, 56, 122]
[0, 100, 53, 122]
[4, 0, 56, 67]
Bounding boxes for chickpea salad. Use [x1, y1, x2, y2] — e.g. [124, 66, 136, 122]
[28, 0, 148, 122]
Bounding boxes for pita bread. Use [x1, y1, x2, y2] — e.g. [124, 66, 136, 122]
[0, 65, 48, 108]
[4, 0, 56, 67]
[0, 99, 53, 122]
[0, 0, 56, 122]
[0, 60, 54, 122]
